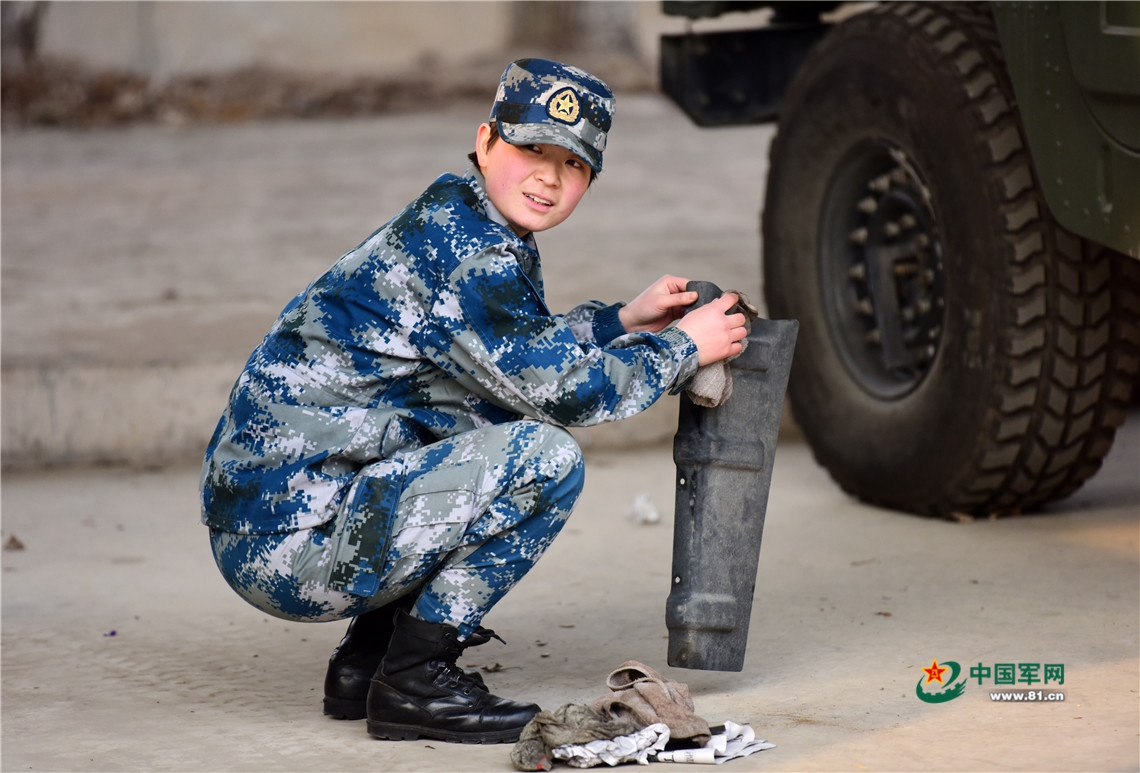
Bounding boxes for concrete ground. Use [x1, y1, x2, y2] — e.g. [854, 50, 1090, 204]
[3, 96, 1139, 771]
[2, 416, 1137, 772]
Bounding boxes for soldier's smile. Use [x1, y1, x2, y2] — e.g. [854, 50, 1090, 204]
[523, 192, 554, 208]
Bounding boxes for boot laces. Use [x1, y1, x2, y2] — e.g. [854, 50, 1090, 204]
[432, 660, 482, 694]
[433, 626, 504, 694]
[464, 626, 506, 648]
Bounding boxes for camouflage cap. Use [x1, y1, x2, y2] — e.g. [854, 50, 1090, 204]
[490, 58, 615, 173]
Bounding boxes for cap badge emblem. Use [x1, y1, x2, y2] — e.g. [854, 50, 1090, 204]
[547, 88, 580, 124]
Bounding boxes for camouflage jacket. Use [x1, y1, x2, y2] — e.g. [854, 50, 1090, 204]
[201, 166, 699, 535]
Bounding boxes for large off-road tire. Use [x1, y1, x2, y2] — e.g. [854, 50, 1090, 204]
[762, 2, 1140, 517]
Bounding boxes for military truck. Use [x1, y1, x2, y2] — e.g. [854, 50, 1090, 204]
[660, 1, 1140, 517]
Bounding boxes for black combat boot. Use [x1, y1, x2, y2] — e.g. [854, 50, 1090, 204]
[324, 597, 489, 720]
[323, 597, 414, 719]
[366, 610, 539, 743]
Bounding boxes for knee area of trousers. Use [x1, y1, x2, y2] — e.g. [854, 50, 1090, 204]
[547, 431, 585, 508]
[531, 423, 584, 479]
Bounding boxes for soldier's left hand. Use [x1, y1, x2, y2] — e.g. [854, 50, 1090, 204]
[618, 275, 697, 334]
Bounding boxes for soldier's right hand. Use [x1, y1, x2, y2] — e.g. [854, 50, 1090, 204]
[675, 294, 748, 366]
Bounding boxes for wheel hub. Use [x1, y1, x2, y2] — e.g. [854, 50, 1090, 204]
[821, 143, 946, 398]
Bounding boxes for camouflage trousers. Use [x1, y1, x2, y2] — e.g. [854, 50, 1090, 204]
[209, 420, 584, 639]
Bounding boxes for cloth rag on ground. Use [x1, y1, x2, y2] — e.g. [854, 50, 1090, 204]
[509, 661, 774, 770]
[590, 661, 711, 744]
[683, 288, 759, 408]
[511, 703, 643, 771]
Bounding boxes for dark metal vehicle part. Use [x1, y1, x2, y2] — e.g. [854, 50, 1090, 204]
[668, 295, 798, 670]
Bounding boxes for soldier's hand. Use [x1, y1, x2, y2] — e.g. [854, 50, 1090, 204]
[675, 293, 748, 366]
[618, 274, 697, 333]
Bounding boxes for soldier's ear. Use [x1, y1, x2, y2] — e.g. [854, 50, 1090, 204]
[475, 123, 494, 168]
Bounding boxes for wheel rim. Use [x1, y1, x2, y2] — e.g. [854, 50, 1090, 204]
[818, 140, 947, 399]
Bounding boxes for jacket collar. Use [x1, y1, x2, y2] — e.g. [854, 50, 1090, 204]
[463, 164, 539, 254]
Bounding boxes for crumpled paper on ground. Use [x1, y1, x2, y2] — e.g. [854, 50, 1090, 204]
[550, 720, 774, 767]
[654, 721, 776, 764]
[552, 723, 671, 768]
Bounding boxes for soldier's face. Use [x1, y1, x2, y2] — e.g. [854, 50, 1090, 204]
[476, 123, 591, 237]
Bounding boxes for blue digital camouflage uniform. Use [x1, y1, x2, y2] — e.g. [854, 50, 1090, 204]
[200, 60, 700, 640]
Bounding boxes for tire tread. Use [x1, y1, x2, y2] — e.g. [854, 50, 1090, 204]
[886, 2, 1137, 515]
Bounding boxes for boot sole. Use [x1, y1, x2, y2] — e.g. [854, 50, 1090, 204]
[367, 719, 522, 744]
[323, 697, 366, 720]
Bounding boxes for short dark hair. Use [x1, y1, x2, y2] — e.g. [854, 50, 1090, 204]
[470, 123, 597, 183]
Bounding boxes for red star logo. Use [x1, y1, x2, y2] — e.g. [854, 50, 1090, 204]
[923, 659, 948, 685]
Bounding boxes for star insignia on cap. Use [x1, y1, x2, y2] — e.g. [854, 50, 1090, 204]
[547, 87, 580, 123]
